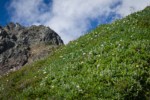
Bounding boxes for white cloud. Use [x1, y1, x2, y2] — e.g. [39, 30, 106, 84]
[8, 0, 150, 44]
[116, 0, 150, 17]
[9, 0, 50, 24]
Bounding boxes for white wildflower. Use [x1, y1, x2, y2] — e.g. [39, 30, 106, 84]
[81, 61, 84, 64]
[95, 35, 97, 37]
[97, 64, 100, 69]
[97, 55, 100, 57]
[76, 85, 80, 89]
[83, 53, 86, 55]
[89, 51, 92, 55]
[51, 85, 54, 88]
[60, 56, 63, 58]
[43, 71, 47, 74]
[45, 76, 48, 79]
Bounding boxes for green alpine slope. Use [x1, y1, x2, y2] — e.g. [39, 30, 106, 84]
[0, 6, 150, 100]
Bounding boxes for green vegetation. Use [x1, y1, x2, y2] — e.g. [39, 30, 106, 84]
[0, 7, 150, 100]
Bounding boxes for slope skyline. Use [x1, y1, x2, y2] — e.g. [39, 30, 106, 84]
[0, 0, 150, 43]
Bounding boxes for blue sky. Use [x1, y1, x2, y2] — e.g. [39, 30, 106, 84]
[0, 0, 10, 26]
[0, 0, 149, 43]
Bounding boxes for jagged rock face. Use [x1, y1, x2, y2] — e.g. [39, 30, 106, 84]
[0, 22, 64, 75]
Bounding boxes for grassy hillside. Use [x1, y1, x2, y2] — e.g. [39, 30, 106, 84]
[0, 7, 150, 100]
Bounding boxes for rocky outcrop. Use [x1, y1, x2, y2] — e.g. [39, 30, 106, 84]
[0, 22, 63, 75]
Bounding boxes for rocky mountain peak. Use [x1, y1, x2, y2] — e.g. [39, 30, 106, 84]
[0, 23, 64, 75]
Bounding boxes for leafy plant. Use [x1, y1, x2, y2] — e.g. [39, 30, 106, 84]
[0, 6, 150, 100]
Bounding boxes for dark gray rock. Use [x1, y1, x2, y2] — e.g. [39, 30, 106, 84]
[0, 22, 64, 75]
